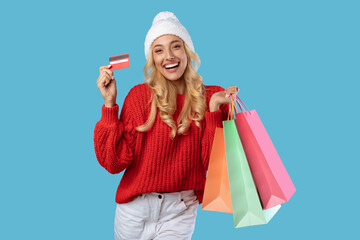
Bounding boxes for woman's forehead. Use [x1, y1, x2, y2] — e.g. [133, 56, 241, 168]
[152, 35, 183, 47]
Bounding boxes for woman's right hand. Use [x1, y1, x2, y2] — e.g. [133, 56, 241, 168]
[97, 65, 117, 108]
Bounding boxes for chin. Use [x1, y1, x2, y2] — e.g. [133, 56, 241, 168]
[164, 74, 184, 81]
[161, 69, 186, 81]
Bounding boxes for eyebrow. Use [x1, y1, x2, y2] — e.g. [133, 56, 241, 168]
[153, 40, 182, 48]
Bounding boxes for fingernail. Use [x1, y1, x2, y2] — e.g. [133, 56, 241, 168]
[112, 76, 114, 80]
[108, 65, 112, 68]
[225, 94, 229, 98]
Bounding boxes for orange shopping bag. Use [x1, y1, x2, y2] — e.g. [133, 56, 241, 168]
[201, 127, 232, 213]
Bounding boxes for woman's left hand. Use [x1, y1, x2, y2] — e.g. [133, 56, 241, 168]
[209, 85, 239, 112]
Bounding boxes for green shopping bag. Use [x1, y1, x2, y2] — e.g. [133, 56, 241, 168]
[223, 96, 281, 228]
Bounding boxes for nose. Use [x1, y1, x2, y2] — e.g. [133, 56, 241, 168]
[165, 49, 175, 60]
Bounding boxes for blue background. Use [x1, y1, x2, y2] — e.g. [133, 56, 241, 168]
[1, 0, 359, 239]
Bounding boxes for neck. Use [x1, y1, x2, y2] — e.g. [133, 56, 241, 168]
[172, 77, 185, 94]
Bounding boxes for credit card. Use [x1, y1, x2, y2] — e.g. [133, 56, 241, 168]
[109, 53, 130, 70]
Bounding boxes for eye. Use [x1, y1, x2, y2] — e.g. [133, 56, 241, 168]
[154, 49, 162, 54]
[173, 44, 181, 49]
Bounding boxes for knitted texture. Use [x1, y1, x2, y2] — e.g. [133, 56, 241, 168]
[144, 11, 194, 59]
[94, 83, 229, 204]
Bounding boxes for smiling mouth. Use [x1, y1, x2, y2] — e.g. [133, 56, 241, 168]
[164, 63, 179, 69]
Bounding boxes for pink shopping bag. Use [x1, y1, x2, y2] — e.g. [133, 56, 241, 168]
[233, 95, 296, 209]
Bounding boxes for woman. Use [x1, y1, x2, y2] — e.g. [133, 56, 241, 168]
[94, 11, 239, 240]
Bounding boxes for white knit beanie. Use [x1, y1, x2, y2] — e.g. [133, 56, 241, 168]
[144, 11, 195, 59]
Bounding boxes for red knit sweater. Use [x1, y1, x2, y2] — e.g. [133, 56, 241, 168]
[94, 83, 229, 204]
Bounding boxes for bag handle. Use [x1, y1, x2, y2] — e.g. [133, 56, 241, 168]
[227, 95, 251, 120]
[235, 95, 251, 113]
[227, 95, 238, 120]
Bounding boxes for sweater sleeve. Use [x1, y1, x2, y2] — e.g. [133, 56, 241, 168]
[93, 91, 137, 174]
[200, 88, 229, 172]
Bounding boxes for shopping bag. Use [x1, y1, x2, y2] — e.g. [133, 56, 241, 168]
[233, 95, 296, 209]
[202, 128, 232, 213]
[223, 99, 280, 228]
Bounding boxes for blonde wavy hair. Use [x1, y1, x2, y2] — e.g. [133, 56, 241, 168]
[135, 42, 206, 139]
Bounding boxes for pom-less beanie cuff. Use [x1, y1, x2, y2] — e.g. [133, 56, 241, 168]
[144, 11, 194, 59]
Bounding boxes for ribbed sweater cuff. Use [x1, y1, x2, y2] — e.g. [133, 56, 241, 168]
[100, 104, 119, 125]
[205, 109, 223, 129]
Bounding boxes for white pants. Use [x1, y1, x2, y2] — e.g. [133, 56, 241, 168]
[114, 190, 199, 240]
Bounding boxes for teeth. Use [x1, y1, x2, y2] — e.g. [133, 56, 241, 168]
[165, 63, 179, 69]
